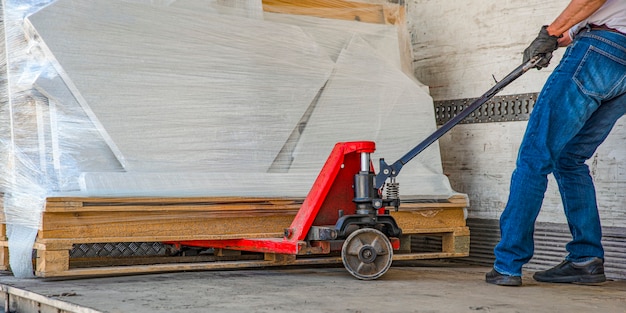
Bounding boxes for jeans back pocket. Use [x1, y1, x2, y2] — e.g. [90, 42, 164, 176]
[573, 45, 626, 100]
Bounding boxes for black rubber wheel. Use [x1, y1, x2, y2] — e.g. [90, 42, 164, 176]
[341, 228, 393, 280]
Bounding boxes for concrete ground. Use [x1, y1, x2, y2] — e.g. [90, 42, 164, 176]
[2, 260, 625, 313]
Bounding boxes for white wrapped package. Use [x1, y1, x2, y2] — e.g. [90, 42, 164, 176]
[1, 0, 464, 277]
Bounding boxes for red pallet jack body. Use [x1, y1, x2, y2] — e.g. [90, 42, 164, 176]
[172, 57, 542, 280]
[176, 141, 397, 255]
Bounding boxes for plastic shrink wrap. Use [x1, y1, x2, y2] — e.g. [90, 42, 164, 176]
[1, 0, 465, 277]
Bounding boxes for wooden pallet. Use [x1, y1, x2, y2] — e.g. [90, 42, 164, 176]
[0, 195, 469, 278]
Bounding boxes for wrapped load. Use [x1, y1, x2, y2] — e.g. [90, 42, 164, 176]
[1, 0, 463, 277]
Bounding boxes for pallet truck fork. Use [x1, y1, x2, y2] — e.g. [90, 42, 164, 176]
[174, 57, 542, 280]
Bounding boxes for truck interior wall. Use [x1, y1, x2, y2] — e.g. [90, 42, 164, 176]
[406, 0, 626, 279]
[2, 0, 625, 280]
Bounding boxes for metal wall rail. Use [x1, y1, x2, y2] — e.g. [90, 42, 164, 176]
[434, 93, 538, 125]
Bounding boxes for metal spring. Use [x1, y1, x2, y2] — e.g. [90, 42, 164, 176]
[385, 181, 399, 200]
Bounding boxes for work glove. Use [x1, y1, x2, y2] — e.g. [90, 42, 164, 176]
[523, 25, 560, 69]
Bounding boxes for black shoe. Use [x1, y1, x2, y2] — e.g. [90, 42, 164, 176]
[533, 258, 606, 284]
[485, 268, 522, 286]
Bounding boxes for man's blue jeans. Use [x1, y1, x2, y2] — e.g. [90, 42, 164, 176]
[494, 29, 626, 276]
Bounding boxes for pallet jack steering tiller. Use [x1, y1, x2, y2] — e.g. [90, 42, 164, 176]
[174, 56, 543, 280]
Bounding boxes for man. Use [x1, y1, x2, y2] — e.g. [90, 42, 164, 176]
[486, 0, 626, 286]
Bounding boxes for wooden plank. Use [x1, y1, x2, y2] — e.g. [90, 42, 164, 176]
[44, 200, 461, 212]
[36, 250, 69, 274]
[70, 254, 263, 269]
[43, 196, 464, 211]
[392, 251, 469, 261]
[262, 0, 388, 24]
[33, 240, 74, 250]
[38, 212, 295, 240]
[33, 247, 470, 278]
[215, 249, 242, 257]
[29, 228, 469, 277]
[443, 233, 470, 254]
[44, 204, 301, 213]
[398, 234, 412, 253]
[31, 227, 470, 250]
[1, 197, 9, 270]
[405, 227, 470, 236]
[383, 3, 414, 77]
[0, 245, 8, 271]
[392, 208, 466, 232]
[382, 3, 401, 25]
[44, 197, 303, 212]
[447, 194, 470, 204]
[401, 196, 469, 208]
[39, 195, 467, 240]
[0, 196, 5, 239]
[400, 202, 468, 209]
[409, 227, 470, 254]
[45, 196, 302, 204]
[35, 257, 342, 278]
[264, 253, 297, 264]
[38, 208, 465, 239]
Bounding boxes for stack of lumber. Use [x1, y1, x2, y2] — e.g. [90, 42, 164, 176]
[0, 195, 469, 277]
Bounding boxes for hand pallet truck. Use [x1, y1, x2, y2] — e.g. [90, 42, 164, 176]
[174, 57, 542, 280]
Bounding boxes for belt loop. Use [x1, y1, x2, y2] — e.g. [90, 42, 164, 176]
[575, 24, 591, 38]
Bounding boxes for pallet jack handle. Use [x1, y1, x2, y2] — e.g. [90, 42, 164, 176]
[375, 56, 543, 189]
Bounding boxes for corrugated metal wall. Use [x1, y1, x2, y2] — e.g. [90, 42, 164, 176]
[464, 219, 626, 280]
[411, 219, 626, 280]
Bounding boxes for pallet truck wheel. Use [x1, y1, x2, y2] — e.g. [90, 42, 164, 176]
[341, 228, 393, 280]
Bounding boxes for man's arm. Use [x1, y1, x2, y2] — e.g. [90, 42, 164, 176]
[546, 0, 607, 37]
[523, 0, 607, 67]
